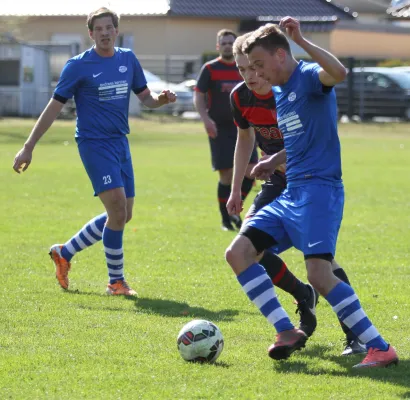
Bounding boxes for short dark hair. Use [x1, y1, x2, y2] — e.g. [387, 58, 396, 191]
[243, 23, 291, 55]
[233, 32, 253, 57]
[216, 29, 237, 43]
[87, 7, 119, 31]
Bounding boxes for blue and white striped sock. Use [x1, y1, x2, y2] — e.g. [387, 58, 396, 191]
[61, 213, 107, 262]
[103, 226, 124, 284]
[326, 282, 388, 351]
[237, 263, 294, 333]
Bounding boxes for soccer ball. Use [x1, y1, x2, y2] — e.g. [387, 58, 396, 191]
[177, 319, 224, 363]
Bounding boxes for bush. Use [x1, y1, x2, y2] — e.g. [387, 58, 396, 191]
[201, 52, 219, 64]
[377, 59, 410, 67]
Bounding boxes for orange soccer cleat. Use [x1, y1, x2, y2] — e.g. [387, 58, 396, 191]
[49, 244, 71, 290]
[106, 280, 137, 296]
[353, 345, 399, 368]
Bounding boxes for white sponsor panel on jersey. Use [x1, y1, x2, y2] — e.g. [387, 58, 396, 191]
[278, 111, 304, 138]
[98, 80, 129, 101]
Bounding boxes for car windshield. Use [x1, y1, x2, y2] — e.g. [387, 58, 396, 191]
[387, 71, 410, 89]
[143, 69, 162, 83]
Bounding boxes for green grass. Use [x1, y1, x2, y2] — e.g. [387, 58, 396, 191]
[0, 117, 409, 399]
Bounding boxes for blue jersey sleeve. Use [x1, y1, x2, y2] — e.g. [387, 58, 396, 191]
[131, 53, 147, 94]
[54, 59, 81, 101]
[301, 63, 333, 95]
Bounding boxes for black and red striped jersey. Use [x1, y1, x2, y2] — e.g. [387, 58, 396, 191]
[195, 58, 243, 125]
[230, 81, 284, 156]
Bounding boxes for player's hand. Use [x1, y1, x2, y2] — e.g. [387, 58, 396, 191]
[227, 191, 243, 216]
[204, 117, 217, 139]
[250, 157, 276, 181]
[158, 90, 177, 105]
[13, 146, 33, 173]
[279, 16, 304, 45]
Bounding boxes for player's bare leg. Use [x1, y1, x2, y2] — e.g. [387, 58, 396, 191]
[331, 260, 366, 355]
[218, 168, 235, 231]
[99, 188, 136, 296]
[306, 258, 398, 368]
[226, 235, 307, 360]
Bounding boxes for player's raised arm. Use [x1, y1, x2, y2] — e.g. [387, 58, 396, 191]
[279, 16, 346, 86]
[12, 98, 64, 173]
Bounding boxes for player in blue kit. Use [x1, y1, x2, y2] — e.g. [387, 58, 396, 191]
[227, 33, 365, 356]
[12, 7, 176, 296]
[225, 17, 398, 368]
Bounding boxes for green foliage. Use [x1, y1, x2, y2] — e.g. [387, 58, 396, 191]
[0, 118, 409, 399]
[377, 59, 410, 67]
[202, 51, 219, 64]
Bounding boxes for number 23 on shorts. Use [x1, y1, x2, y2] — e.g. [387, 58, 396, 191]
[103, 175, 112, 185]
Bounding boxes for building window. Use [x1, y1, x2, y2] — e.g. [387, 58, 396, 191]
[0, 60, 20, 85]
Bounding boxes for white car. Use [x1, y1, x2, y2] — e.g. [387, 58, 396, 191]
[142, 69, 194, 115]
[392, 66, 410, 74]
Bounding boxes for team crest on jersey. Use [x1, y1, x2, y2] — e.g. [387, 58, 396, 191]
[119, 66, 127, 73]
[288, 92, 296, 102]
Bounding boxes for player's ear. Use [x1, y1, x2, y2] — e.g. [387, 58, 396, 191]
[275, 48, 287, 63]
[88, 30, 94, 41]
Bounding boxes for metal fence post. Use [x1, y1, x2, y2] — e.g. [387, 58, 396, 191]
[347, 57, 354, 120]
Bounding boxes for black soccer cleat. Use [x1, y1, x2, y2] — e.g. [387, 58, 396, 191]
[268, 328, 308, 360]
[342, 337, 367, 356]
[230, 215, 242, 230]
[221, 220, 235, 231]
[296, 284, 318, 337]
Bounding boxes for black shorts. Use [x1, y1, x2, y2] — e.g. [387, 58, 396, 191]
[209, 124, 258, 171]
[243, 171, 286, 221]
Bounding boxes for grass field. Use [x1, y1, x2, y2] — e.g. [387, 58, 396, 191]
[1, 117, 409, 399]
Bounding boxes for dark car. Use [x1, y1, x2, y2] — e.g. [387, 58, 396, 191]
[335, 67, 410, 121]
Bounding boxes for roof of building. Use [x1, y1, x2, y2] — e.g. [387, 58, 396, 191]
[168, 0, 356, 19]
[336, 18, 410, 31]
[0, 0, 170, 17]
[0, 0, 356, 20]
[332, 0, 391, 14]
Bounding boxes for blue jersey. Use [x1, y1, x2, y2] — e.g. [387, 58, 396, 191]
[54, 47, 147, 140]
[272, 61, 342, 188]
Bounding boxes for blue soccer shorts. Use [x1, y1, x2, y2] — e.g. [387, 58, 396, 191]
[245, 184, 344, 258]
[77, 136, 135, 198]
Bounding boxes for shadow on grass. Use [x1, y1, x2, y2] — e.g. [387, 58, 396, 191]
[65, 288, 108, 297]
[272, 344, 410, 393]
[65, 290, 239, 322]
[133, 297, 239, 322]
[193, 360, 231, 369]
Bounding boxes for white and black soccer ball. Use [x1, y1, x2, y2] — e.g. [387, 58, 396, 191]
[177, 319, 224, 363]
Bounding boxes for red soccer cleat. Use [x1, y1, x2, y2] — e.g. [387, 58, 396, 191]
[353, 345, 399, 369]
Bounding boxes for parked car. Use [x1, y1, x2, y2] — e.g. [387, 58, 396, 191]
[179, 78, 196, 91]
[142, 69, 194, 115]
[392, 66, 410, 74]
[335, 67, 410, 121]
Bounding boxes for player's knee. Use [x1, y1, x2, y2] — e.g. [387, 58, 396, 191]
[306, 259, 334, 295]
[110, 210, 127, 226]
[225, 245, 238, 267]
[225, 236, 255, 274]
[219, 169, 233, 185]
[107, 200, 127, 226]
[307, 273, 326, 295]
